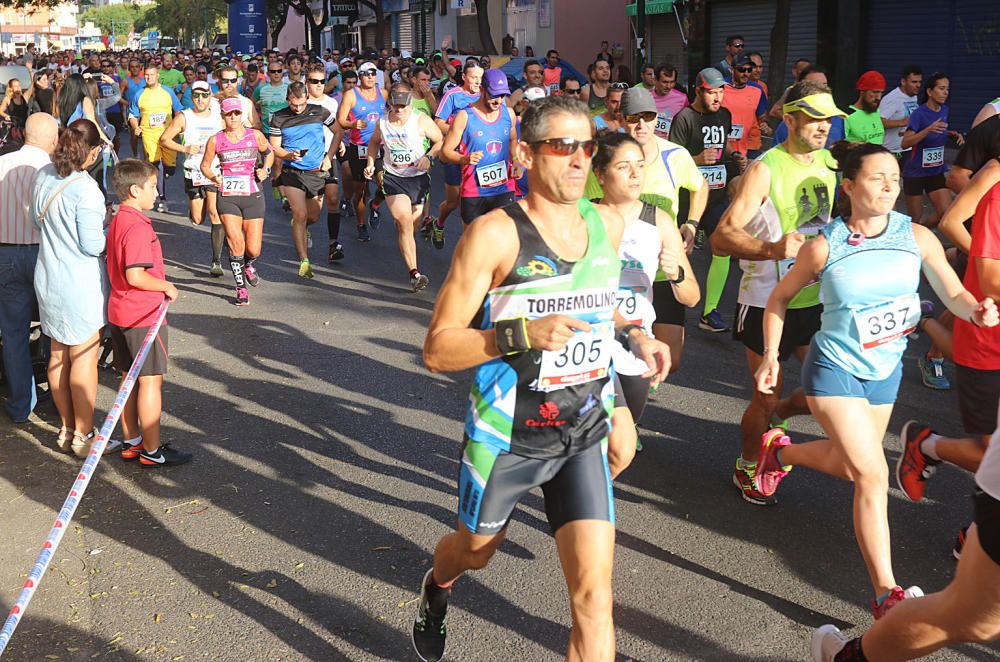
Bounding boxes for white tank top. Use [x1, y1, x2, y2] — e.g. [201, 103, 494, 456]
[380, 112, 427, 178]
[612, 202, 661, 376]
[182, 107, 222, 183]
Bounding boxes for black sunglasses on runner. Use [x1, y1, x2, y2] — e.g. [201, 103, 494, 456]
[269, 68, 283, 74]
[307, 78, 325, 84]
[529, 138, 598, 157]
[562, 87, 581, 95]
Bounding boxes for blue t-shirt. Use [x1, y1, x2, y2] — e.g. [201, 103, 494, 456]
[435, 87, 480, 124]
[773, 116, 845, 149]
[902, 104, 949, 178]
[748, 81, 769, 117]
[269, 104, 335, 170]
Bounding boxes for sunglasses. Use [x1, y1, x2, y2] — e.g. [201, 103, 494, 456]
[731, 42, 745, 48]
[562, 87, 581, 95]
[360, 70, 377, 77]
[220, 77, 238, 83]
[529, 138, 598, 157]
[735, 67, 752, 73]
[269, 69, 283, 74]
[192, 91, 211, 98]
[307, 78, 325, 84]
[223, 110, 243, 116]
[625, 111, 658, 124]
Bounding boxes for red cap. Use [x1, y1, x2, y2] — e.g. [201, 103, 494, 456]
[856, 70, 886, 91]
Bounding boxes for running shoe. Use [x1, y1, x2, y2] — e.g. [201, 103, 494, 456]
[121, 436, 143, 460]
[368, 200, 382, 230]
[341, 199, 354, 217]
[431, 222, 445, 250]
[235, 286, 250, 306]
[694, 227, 705, 249]
[810, 624, 849, 662]
[420, 216, 435, 239]
[918, 355, 951, 390]
[155, 198, 168, 213]
[732, 461, 776, 506]
[754, 428, 792, 498]
[210, 262, 224, 277]
[297, 260, 314, 280]
[635, 427, 643, 453]
[871, 586, 923, 620]
[328, 242, 345, 262]
[698, 309, 730, 333]
[139, 443, 193, 467]
[307, 231, 313, 249]
[411, 271, 429, 292]
[412, 569, 447, 662]
[953, 524, 969, 561]
[769, 413, 789, 432]
[243, 262, 260, 287]
[281, 197, 291, 212]
[895, 420, 938, 502]
[357, 225, 371, 242]
[273, 187, 282, 201]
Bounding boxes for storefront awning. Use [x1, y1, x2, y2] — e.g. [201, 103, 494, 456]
[625, 0, 674, 16]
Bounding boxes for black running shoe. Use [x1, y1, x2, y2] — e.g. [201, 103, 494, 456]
[139, 443, 193, 467]
[368, 200, 381, 230]
[412, 570, 447, 662]
[358, 225, 371, 242]
[329, 242, 345, 262]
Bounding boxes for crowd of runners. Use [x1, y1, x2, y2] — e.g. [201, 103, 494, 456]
[1, 33, 1000, 662]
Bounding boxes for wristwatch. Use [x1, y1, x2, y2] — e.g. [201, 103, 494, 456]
[669, 265, 686, 285]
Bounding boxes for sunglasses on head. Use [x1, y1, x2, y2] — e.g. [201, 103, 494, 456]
[529, 137, 598, 157]
[625, 111, 658, 124]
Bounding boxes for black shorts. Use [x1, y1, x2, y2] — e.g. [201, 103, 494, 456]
[975, 489, 1000, 567]
[106, 112, 125, 133]
[956, 364, 1000, 435]
[109, 323, 168, 377]
[652, 280, 687, 326]
[280, 168, 327, 198]
[460, 192, 516, 224]
[324, 167, 338, 186]
[734, 303, 822, 361]
[217, 191, 265, 219]
[347, 143, 382, 183]
[184, 176, 218, 200]
[382, 171, 430, 206]
[456, 438, 613, 535]
[613, 373, 651, 423]
[903, 173, 947, 196]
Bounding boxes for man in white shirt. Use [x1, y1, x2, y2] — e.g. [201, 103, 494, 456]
[879, 64, 923, 166]
[0, 113, 58, 423]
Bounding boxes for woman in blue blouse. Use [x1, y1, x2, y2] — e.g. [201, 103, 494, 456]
[32, 119, 112, 458]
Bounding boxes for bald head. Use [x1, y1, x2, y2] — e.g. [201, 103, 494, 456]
[24, 113, 59, 155]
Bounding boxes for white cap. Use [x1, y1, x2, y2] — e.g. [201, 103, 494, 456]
[358, 62, 377, 74]
[523, 86, 547, 102]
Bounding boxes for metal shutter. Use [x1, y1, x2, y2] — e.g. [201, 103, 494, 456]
[646, 12, 686, 80]
[865, 0, 996, 130]
[399, 12, 413, 50]
[710, 0, 817, 91]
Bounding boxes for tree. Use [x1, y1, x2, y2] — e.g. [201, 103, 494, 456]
[145, 0, 226, 47]
[79, 3, 147, 45]
[767, 0, 791, 96]
[474, 0, 497, 54]
[357, 0, 386, 51]
[267, 0, 293, 47]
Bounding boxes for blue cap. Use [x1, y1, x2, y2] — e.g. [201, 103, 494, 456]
[483, 69, 510, 97]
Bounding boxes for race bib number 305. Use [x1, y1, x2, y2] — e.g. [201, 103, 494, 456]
[852, 293, 920, 350]
[476, 161, 508, 188]
[538, 327, 613, 389]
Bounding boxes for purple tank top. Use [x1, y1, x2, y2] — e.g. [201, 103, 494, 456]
[215, 129, 260, 195]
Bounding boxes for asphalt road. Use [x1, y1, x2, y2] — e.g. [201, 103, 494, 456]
[1, 152, 998, 662]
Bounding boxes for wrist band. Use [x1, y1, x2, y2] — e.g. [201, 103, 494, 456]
[682, 220, 699, 229]
[617, 324, 645, 352]
[496, 317, 531, 355]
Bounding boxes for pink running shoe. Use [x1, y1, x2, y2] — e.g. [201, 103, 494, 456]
[871, 586, 923, 620]
[235, 287, 249, 306]
[754, 428, 792, 497]
[243, 261, 260, 287]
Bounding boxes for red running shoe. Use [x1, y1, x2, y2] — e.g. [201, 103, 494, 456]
[896, 421, 939, 502]
[754, 428, 792, 498]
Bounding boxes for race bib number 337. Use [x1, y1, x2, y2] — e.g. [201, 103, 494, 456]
[852, 293, 920, 350]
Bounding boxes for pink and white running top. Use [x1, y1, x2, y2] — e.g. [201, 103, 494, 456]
[214, 128, 260, 196]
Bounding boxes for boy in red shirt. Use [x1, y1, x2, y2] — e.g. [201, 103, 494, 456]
[106, 159, 192, 467]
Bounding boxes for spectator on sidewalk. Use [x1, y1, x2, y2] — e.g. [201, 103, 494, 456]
[0, 113, 58, 424]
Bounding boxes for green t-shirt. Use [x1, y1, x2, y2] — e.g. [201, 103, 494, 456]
[253, 82, 289, 131]
[844, 106, 885, 145]
[159, 68, 185, 88]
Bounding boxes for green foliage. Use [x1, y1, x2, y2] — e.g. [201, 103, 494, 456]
[144, 0, 227, 47]
[78, 2, 147, 42]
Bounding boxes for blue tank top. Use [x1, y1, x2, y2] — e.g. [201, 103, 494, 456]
[813, 211, 922, 379]
[349, 89, 384, 146]
[68, 101, 84, 125]
[459, 107, 515, 198]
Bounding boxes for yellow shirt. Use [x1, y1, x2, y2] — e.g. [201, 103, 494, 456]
[586, 136, 703, 221]
[134, 85, 181, 131]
